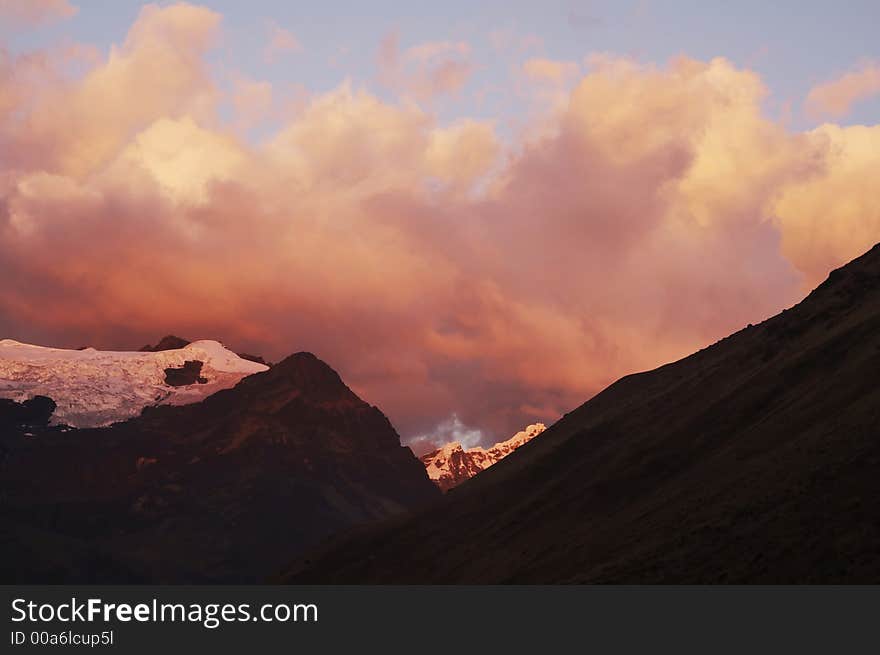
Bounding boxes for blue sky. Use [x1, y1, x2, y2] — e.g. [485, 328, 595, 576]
[6, 0, 879, 133]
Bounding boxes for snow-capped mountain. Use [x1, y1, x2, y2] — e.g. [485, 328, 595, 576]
[420, 423, 546, 491]
[0, 339, 268, 428]
[2, 349, 439, 583]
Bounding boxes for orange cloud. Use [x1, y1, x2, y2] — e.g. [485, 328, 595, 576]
[0, 0, 76, 26]
[805, 60, 880, 119]
[1, 6, 879, 445]
[426, 120, 499, 185]
[773, 123, 880, 283]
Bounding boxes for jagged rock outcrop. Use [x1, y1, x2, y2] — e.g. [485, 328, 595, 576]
[163, 360, 208, 386]
[0, 395, 57, 431]
[420, 424, 546, 491]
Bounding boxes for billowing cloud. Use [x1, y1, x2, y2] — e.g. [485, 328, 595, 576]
[0, 2, 220, 177]
[0, 0, 76, 27]
[806, 60, 880, 119]
[773, 123, 880, 283]
[2, 5, 879, 446]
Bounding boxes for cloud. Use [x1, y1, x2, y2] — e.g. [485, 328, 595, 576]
[522, 58, 579, 84]
[0, 0, 76, 27]
[773, 123, 880, 283]
[406, 41, 470, 61]
[805, 60, 880, 119]
[1, 7, 879, 447]
[263, 22, 302, 63]
[231, 76, 273, 130]
[0, 2, 220, 178]
[425, 119, 499, 184]
[377, 31, 473, 102]
[408, 414, 484, 456]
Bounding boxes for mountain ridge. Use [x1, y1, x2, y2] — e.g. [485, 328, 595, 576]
[0, 339, 268, 428]
[281, 242, 880, 583]
[420, 423, 547, 491]
[0, 349, 439, 583]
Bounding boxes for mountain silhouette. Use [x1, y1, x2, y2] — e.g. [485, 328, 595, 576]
[283, 243, 880, 583]
[0, 352, 438, 582]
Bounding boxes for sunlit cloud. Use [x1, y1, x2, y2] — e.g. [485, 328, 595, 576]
[1, 4, 879, 445]
[805, 60, 880, 119]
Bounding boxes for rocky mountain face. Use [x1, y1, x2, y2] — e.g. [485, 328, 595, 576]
[0, 352, 439, 583]
[421, 424, 546, 491]
[283, 243, 880, 584]
[0, 395, 56, 433]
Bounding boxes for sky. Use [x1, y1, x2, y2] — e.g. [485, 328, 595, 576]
[1, 1, 878, 450]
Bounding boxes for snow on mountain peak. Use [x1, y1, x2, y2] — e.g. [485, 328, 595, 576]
[420, 423, 547, 491]
[0, 339, 268, 428]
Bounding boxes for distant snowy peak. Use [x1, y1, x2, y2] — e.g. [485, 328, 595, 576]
[421, 423, 546, 491]
[0, 339, 268, 428]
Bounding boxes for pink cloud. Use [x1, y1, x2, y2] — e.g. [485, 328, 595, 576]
[522, 58, 579, 84]
[263, 22, 302, 63]
[806, 60, 880, 119]
[0, 2, 221, 177]
[377, 31, 473, 102]
[1, 9, 879, 447]
[0, 0, 76, 26]
[231, 76, 273, 130]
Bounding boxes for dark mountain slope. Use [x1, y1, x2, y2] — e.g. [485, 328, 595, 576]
[0, 353, 439, 583]
[283, 244, 880, 583]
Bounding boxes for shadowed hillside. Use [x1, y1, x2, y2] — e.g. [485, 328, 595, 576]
[283, 244, 880, 583]
[0, 353, 439, 583]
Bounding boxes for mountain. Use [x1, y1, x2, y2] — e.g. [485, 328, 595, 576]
[421, 424, 546, 491]
[139, 335, 192, 352]
[282, 243, 880, 583]
[0, 352, 439, 582]
[0, 339, 268, 428]
[140, 335, 271, 366]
